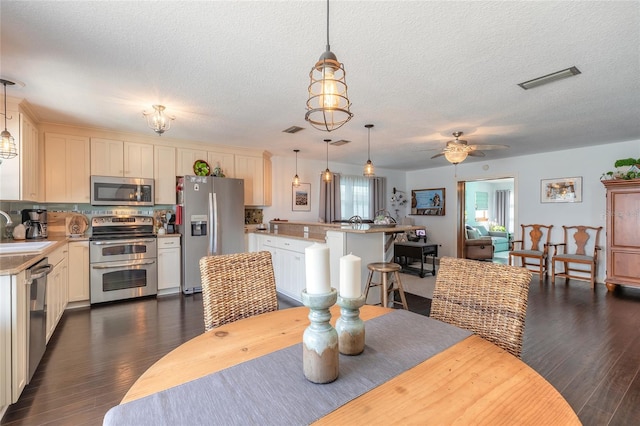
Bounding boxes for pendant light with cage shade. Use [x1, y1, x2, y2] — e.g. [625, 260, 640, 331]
[143, 104, 175, 136]
[322, 139, 332, 182]
[292, 149, 301, 187]
[363, 124, 375, 177]
[0, 79, 18, 160]
[305, 0, 353, 132]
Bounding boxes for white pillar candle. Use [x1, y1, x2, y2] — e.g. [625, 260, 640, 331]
[339, 253, 361, 298]
[305, 243, 331, 294]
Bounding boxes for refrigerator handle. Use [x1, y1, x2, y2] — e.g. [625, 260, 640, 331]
[208, 192, 219, 255]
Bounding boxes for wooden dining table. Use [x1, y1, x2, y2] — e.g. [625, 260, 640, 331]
[116, 305, 580, 425]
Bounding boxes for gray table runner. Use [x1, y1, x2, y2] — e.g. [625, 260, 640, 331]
[104, 309, 471, 425]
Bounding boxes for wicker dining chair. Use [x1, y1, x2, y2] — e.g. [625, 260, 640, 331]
[199, 251, 278, 332]
[430, 257, 533, 358]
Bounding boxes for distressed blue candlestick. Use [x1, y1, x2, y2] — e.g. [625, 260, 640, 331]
[335, 294, 366, 355]
[301, 288, 339, 384]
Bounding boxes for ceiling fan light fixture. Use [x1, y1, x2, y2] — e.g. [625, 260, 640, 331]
[305, 0, 353, 132]
[444, 150, 468, 165]
[0, 79, 18, 160]
[143, 104, 175, 136]
[518, 66, 581, 90]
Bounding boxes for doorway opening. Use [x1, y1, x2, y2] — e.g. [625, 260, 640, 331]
[457, 177, 515, 264]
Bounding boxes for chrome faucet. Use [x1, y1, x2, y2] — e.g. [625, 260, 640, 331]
[0, 210, 12, 226]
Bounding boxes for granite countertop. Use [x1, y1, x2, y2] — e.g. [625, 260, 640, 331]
[332, 225, 422, 234]
[252, 230, 326, 243]
[0, 236, 76, 276]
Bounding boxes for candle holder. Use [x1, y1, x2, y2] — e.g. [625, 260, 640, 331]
[301, 288, 339, 384]
[335, 294, 366, 355]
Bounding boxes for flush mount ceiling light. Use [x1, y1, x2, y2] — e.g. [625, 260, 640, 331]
[518, 66, 581, 90]
[143, 104, 175, 136]
[293, 149, 301, 187]
[363, 124, 375, 177]
[0, 79, 18, 160]
[322, 139, 332, 182]
[305, 0, 353, 132]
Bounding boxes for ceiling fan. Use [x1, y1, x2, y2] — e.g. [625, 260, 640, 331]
[430, 131, 509, 164]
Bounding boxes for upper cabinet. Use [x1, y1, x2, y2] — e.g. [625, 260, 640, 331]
[45, 133, 90, 203]
[207, 151, 235, 178]
[0, 104, 40, 202]
[90, 138, 153, 178]
[154, 145, 176, 205]
[235, 153, 272, 206]
[176, 148, 207, 177]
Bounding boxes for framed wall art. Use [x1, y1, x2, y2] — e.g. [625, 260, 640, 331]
[410, 188, 446, 216]
[540, 176, 582, 203]
[292, 183, 311, 211]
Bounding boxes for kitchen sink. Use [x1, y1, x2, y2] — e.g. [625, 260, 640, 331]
[0, 241, 56, 255]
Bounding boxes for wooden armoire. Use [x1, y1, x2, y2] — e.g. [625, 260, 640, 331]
[602, 179, 640, 291]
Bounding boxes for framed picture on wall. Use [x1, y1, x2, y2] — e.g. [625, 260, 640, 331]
[292, 183, 311, 211]
[540, 176, 582, 203]
[410, 188, 446, 216]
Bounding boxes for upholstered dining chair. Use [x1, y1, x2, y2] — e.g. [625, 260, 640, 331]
[551, 225, 603, 289]
[509, 224, 553, 280]
[430, 257, 533, 358]
[199, 251, 278, 332]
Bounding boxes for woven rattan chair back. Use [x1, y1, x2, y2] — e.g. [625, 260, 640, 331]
[199, 251, 278, 332]
[430, 257, 533, 358]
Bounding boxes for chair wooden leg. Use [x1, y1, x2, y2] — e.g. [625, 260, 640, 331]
[364, 270, 374, 302]
[552, 259, 556, 284]
[381, 272, 389, 308]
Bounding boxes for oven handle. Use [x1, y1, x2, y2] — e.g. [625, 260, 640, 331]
[91, 260, 156, 269]
[92, 239, 156, 245]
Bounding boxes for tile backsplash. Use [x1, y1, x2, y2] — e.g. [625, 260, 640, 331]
[245, 208, 263, 225]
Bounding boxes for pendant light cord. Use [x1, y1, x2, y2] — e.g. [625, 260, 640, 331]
[325, 0, 330, 51]
[3, 82, 7, 130]
[367, 127, 371, 161]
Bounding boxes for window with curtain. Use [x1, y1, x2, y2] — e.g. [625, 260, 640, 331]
[340, 175, 371, 219]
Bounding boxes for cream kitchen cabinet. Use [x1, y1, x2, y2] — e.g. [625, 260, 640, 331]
[157, 236, 181, 294]
[0, 107, 40, 201]
[176, 148, 208, 176]
[256, 234, 311, 302]
[67, 241, 90, 306]
[235, 154, 272, 206]
[46, 244, 68, 343]
[207, 151, 235, 178]
[44, 133, 90, 203]
[0, 270, 29, 409]
[90, 138, 154, 178]
[154, 145, 177, 204]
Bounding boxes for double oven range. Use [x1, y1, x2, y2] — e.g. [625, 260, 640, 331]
[89, 215, 158, 304]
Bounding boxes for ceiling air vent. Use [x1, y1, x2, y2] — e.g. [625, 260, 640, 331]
[330, 139, 350, 146]
[518, 66, 581, 90]
[282, 126, 305, 134]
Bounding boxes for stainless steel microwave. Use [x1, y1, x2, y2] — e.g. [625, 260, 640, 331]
[90, 176, 155, 206]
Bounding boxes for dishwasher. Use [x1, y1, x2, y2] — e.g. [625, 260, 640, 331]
[27, 258, 52, 381]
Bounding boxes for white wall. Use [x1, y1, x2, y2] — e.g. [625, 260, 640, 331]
[404, 138, 640, 284]
[263, 156, 406, 223]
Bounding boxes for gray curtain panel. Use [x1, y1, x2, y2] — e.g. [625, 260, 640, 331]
[318, 173, 341, 223]
[494, 189, 510, 229]
[369, 177, 386, 218]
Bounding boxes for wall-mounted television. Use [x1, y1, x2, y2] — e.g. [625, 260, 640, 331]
[411, 188, 445, 216]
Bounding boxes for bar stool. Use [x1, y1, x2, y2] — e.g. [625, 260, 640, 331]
[364, 262, 408, 310]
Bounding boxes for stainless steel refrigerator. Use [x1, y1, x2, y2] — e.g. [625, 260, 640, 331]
[176, 175, 245, 294]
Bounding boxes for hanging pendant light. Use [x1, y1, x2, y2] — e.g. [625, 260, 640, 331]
[142, 104, 175, 136]
[305, 0, 353, 132]
[363, 124, 375, 177]
[293, 149, 301, 187]
[0, 79, 18, 160]
[322, 139, 332, 182]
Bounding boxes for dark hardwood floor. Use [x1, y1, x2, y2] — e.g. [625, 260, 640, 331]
[2, 278, 640, 425]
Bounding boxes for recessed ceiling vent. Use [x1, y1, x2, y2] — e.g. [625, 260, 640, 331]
[518, 66, 581, 90]
[330, 139, 350, 146]
[282, 126, 305, 134]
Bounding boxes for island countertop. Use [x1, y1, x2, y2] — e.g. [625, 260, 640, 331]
[333, 224, 422, 234]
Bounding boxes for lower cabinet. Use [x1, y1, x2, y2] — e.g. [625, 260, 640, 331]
[0, 271, 29, 410]
[47, 245, 69, 343]
[158, 236, 181, 294]
[256, 235, 313, 302]
[67, 241, 90, 307]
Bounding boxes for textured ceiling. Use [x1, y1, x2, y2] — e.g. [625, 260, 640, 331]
[1, 1, 639, 170]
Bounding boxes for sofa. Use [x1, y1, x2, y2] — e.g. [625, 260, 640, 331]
[465, 224, 510, 253]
